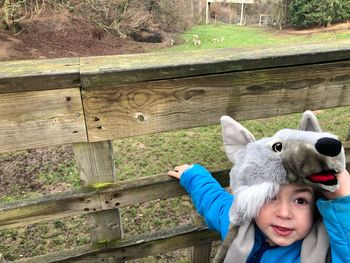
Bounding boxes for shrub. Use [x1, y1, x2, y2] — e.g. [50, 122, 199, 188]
[68, 0, 193, 40]
[288, 0, 350, 27]
[0, 0, 68, 31]
[0, 0, 193, 39]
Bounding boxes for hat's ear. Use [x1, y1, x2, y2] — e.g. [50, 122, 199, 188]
[298, 110, 322, 132]
[221, 116, 255, 163]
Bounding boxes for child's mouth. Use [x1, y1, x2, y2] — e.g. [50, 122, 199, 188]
[305, 170, 338, 186]
[272, 225, 293, 236]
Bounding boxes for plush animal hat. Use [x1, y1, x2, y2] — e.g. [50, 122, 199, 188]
[214, 110, 346, 262]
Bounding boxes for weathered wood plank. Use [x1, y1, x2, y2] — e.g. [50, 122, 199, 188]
[14, 242, 105, 263]
[0, 189, 101, 230]
[1, 144, 349, 230]
[1, 43, 349, 94]
[83, 61, 350, 141]
[191, 243, 212, 263]
[73, 142, 117, 185]
[73, 141, 123, 245]
[0, 167, 231, 230]
[191, 214, 212, 263]
[14, 224, 220, 263]
[105, 224, 219, 262]
[80, 42, 350, 88]
[0, 58, 80, 93]
[0, 88, 87, 152]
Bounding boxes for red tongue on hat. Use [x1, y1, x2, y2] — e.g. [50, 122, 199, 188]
[307, 173, 336, 182]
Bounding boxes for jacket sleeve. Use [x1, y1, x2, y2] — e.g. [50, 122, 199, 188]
[180, 164, 233, 240]
[316, 195, 350, 262]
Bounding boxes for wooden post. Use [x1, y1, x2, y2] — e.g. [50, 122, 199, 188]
[191, 243, 212, 263]
[73, 141, 123, 254]
[190, 214, 212, 262]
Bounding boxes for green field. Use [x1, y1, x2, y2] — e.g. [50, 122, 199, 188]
[161, 24, 350, 51]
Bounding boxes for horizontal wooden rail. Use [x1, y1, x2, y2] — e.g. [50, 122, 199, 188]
[0, 58, 80, 94]
[15, 224, 220, 263]
[83, 60, 350, 141]
[0, 88, 87, 152]
[2, 141, 350, 230]
[79, 42, 350, 87]
[0, 43, 349, 151]
[1, 62, 349, 150]
[0, 167, 231, 230]
[1, 42, 349, 93]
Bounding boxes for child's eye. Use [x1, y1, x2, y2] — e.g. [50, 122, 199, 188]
[295, 198, 308, 205]
[270, 196, 277, 202]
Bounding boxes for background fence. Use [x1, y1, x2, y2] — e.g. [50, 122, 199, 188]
[0, 41, 350, 262]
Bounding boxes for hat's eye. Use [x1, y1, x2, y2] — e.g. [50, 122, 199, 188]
[272, 142, 282, 152]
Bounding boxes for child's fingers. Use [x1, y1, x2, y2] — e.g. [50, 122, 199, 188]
[168, 170, 180, 179]
[168, 164, 191, 180]
[175, 164, 190, 173]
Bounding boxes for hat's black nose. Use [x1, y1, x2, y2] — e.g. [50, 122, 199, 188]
[315, 137, 342, 157]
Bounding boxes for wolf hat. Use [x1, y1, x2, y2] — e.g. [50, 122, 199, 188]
[221, 110, 346, 226]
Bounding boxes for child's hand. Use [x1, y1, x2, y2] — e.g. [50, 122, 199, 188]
[168, 164, 191, 180]
[322, 169, 350, 200]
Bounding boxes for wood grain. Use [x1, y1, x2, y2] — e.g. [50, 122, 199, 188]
[0, 88, 87, 152]
[0, 188, 101, 230]
[80, 42, 350, 87]
[191, 243, 212, 263]
[0, 58, 80, 93]
[73, 141, 123, 244]
[2, 143, 349, 230]
[0, 166, 231, 230]
[83, 61, 350, 141]
[14, 224, 220, 263]
[1, 43, 348, 94]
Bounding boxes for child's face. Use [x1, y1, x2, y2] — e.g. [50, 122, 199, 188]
[255, 183, 315, 247]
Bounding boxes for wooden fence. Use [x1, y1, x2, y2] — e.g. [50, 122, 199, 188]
[0, 42, 350, 262]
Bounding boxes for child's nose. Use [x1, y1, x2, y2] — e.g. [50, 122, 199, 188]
[276, 202, 292, 219]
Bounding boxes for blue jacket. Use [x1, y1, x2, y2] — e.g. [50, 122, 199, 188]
[180, 164, 350, 263]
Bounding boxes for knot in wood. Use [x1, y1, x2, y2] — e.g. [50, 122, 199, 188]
[135, 112, 146, 123]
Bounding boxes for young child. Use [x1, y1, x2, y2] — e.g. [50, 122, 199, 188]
[168, 164, 350, 262]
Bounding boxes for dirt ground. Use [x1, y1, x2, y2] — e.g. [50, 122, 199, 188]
[0, 11, 349, 62]
[279, 21, 350, 35]
[0, 11, 172, 61]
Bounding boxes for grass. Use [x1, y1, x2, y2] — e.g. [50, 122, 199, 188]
[36, 163, 80, 188]
[1, 23, 350, 261]
[161, 24, 350, 51]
